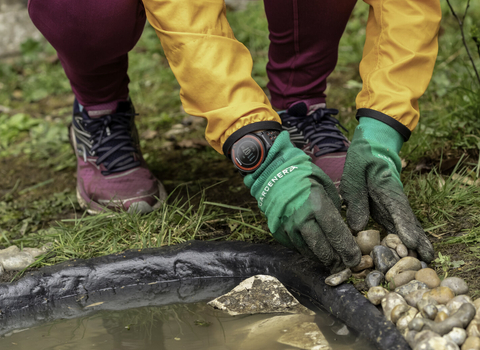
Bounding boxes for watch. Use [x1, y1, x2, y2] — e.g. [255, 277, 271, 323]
[230, 130, 280, 175]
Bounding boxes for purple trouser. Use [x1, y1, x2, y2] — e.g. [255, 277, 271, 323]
[28, 0, 356, 110]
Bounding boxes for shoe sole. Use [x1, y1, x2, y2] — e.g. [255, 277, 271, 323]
[76, 181, 168, 215]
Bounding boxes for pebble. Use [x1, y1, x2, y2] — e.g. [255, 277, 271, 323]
[372, 245, 398, 274]
[436, 312, 449, 322]
[421, 261, 429, 269]
[414, 335, 459, 350]
[395, 280, 429, 297]
[416, 268, 441, 289]
[397, 244, 409, 258]
[0, 244, 51, 271]
[406, 290, 431, 307]
[442, 278, 469, 296]
[351, 255, 374, 272]
[386, 257, 423, 282]
[325, 268, 352, 287]
[365, 270, 384, 288]
[391, 304, 411, 324]
[423, 287, 456, 305]
[367, 286, 389, 306]
[393, 270, 417, 289]
[409, 249, 419, 258]
[352, 269, 372, 279]
[389, 248, 401, 262]
[397, 307, 419, 330]
[382, 234, 403, 249]
[406, 330, 419, 348]
[356, 230, 380, 255]
[422, 304, 476, 335]
[462, 336, 480, 350]
[447, 296, 474, 315]
[382, 292, 407, 322]
[467, 321, 480, 338]
[444, 327, 467, 346]
[417, 299, 438, 320]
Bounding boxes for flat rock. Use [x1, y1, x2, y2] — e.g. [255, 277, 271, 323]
[208, 275, 314, 316]
[441, 277, 469, 296]
[372, 245, 398, 274]
[240, 314, 331, 350]
[356, 230, 380, 255]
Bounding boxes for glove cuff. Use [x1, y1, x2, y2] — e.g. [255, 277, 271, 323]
[356, 117, 404, 155]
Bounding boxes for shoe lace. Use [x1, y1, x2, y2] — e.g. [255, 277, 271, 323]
[83, 112, 140, 175]
[282, 108, 349, 157]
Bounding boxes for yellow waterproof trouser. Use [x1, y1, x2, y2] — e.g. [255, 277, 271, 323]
[143, 0, 441, 151]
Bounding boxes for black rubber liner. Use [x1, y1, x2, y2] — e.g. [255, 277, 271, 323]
[0, 241, 409, 349]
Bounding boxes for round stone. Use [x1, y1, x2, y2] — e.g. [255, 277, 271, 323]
[372, 245, 398, 274]
[356, 230, 381, 255]
[366, 270, 385, 288]
[416, 268, 441, 289]
[409, 249, 419, 258]
[351, 255, 374, 272]
[421, 261, 429, 269]
[382, 292, 407, 322]
[441, 277, 469, 296]
[385, 257, 423, 282]
[393, 270, 417, 289]
[444, 327, 467, 346]
[423, 287, 456, 305]
[462, 336, 480, 350]
[447, 295, 474, 315]
[367, 286, 389, 306]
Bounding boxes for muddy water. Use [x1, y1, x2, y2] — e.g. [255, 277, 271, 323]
[0, 302, 375, 350]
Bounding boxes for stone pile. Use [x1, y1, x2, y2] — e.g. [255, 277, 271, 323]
[326, 230, 478, 350]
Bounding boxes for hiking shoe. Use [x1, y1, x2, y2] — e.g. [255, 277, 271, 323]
[69, 99, 167, 214]
[279, 101, 350, 188]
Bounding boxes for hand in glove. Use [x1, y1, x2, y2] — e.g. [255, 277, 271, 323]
[243, 131, 361, 273]
[340, 117, 434, 262]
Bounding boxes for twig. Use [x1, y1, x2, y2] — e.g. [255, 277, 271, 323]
[445, 0, 480, 85]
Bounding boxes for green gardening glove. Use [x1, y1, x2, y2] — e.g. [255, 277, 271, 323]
[244, 131, 361, 273]
[340, 117, 434, 262]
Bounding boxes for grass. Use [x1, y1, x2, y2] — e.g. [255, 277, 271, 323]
[0, 1, 480, 291]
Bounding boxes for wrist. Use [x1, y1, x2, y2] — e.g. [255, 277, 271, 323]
[356, 117, 404, 155]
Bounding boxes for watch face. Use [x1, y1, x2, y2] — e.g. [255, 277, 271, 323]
[231, 134, 265, 173]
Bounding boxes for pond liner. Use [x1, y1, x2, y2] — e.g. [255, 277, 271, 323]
[0, 240, 409, 349]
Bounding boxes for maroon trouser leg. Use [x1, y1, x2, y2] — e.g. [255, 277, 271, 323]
[264, 0, 357, 110]
[28, 0, 146, 109]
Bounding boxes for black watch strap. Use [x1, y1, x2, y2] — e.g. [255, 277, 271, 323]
[222, 121, 282, 157]
[230, 129, 280, 175]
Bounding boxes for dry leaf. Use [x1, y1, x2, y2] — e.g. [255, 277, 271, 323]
[141, 130, 158, 140]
